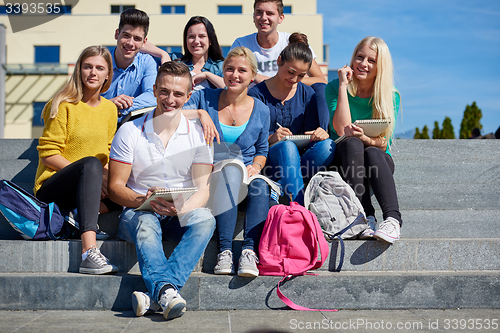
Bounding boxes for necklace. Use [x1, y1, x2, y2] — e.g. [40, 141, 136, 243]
[223, 91, 248, 126]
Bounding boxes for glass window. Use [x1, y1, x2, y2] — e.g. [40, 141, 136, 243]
[111, 5, 135, 14]
[218, 5, 242, 14]
[161, 5, 185, 14]
[32, 102, 47, 127]
[158, 46, 182, 54]
[283, 6, 292, 14]
[34, 46, 60, 63]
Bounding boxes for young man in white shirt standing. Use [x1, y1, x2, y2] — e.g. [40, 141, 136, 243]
[108, 61, 215, 321]
[231, 0, 327, 86]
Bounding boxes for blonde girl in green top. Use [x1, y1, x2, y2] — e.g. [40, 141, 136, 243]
[35, 46, 119, 274]
[325, 36, 402, 243]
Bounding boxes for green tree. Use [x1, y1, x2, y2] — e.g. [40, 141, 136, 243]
[414, 127, 421, 139]
[421, 125, 430, 139]
[432, 121, 441, 139]
[441, 117, 455, 139]
[459, 102, 482, 139]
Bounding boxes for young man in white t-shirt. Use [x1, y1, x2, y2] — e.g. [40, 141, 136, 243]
[231, 0, 327, 85]
[108, 62, 215, 321]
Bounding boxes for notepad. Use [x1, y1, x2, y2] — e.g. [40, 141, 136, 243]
[213, 159, 281, 196]
[269, 135, 312, 150]
[135, 187, 198, 211]
[335, 119, 391, 144]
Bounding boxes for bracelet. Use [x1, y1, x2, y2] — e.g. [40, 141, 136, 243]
[252, 161, 263, 170]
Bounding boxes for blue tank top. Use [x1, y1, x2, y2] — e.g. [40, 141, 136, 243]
[220, 121, 249, 145]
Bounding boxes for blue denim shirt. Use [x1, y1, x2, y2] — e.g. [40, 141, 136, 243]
[248, 81, 329, 136]
[101, 48, 158, 122]
[171, 53, 224, 89]
[183, 88, 270, 165]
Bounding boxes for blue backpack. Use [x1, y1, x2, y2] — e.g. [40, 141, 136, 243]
[0, 179, 65, 240]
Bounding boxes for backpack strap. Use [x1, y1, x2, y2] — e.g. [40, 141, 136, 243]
[323, 219, 360, 272]
[276, 275, 338, 311]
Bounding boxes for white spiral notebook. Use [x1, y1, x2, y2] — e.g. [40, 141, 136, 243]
[335, 119, 391, 144]
[135, 187, 198, 211]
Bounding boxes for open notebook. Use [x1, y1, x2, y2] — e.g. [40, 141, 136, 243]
[135, 187, 198, 211]
[334, 119, 391, 144]
[269, 135, 312, 150]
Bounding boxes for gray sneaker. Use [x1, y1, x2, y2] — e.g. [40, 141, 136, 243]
[214, 250, 234, 275]
[238, 249, 259, 277]
[158, 288, 186, 320]
[79, 246, 118, 274]
[131, 291, 160, 317]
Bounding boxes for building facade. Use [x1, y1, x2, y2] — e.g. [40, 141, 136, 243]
[0, 0, 325, 138]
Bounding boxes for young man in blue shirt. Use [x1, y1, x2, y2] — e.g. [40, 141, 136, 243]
[101, 8, 157, 123]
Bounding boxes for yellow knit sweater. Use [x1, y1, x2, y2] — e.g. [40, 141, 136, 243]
[34, 99, 118, 194]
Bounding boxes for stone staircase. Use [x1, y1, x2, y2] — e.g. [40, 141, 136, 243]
[0, 139, 499, 311]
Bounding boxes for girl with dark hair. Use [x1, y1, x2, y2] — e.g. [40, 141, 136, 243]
[249, 34, 335, 205]
[34, 46, 119, 274]
[142, 16, 225, 90]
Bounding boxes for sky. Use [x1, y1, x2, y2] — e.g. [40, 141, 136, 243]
[317, 0, 500, 137]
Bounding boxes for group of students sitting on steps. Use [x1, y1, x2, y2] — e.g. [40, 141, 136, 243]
[32, 0, 402, 321]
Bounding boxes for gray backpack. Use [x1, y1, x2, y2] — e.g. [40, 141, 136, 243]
[304, 171, 368, 240]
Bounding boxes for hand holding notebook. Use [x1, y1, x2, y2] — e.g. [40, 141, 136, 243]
[335, 118, 391, 144]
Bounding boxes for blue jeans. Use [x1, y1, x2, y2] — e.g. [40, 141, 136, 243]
[212, 165, 269, 253]
[118, 207, 215, 301]
[264, 139, 336, 205]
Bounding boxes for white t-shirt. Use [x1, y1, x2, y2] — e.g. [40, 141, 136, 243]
[231, 31, 317, 78]
[110, 111, 213, 196]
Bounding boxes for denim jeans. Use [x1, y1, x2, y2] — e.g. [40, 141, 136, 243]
[264, 139, 336, 205]
[118, 207, 215, 301]
[212, 165, 269, 253]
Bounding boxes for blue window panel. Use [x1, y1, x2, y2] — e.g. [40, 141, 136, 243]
[174, 6, 185, 14]
[162, 5, 185, 14]
[221, 46, 231, 58]
[35, 46, 60, 63]
[158, 46, 182, 53]
[32, 102, 47, 126]
[218, 5, 242, 14]
[283, 6, 292, 14]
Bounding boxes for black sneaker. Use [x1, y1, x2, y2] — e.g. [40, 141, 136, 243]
[79, 245, 118, 274]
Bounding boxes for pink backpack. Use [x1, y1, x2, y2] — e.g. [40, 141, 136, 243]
[258, 202, 336, 311]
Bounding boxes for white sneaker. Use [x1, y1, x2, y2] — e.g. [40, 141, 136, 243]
[359, 215, 377, 239]
[131, 291, 160, 317]
[214, 250, 234, 275]
[158, 288, 186, 320]
[373, 217, 400, 243]
[238, 249, 259, 277]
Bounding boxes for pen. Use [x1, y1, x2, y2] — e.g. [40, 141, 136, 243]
[276, 122, 283, 128]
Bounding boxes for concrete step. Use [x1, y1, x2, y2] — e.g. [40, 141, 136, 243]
[1, 271, 499, 311]
[1, 236, 499, 274]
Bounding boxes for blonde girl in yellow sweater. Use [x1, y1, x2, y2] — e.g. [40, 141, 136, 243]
[34, 46, 119, 274]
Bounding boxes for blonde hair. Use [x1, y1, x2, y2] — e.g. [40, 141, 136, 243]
[348, 37, 398, 139]
[49, 46, 113, 119]
[223, 46, 258, 77]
